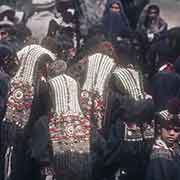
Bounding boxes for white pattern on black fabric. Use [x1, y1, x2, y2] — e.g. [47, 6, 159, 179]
[49, 74, 82, 114]
[3, 45, 56, 126]
[113, 67, 145, 101]
[159, 110, 169, 120]
[4, 146, 13, 180]
[48, 74, 92, 180]
[82, 53, 115, 96]
[16, 44, 56, 85]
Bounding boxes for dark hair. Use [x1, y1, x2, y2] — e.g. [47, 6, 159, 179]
[121, 99, 155, 124]
[48, 60, 67, 78]
[147, 4, 160, 15]
[0, 42, 18, 74]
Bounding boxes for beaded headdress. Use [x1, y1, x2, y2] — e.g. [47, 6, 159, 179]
[112, 67, 155, 141]
[81, 53, 115, 129]
[48, 75, 91, 179]
[82, 53, 115, 96]
[112, 66, 145, 101]
[3, 45, 56, 128]
[49, 74, 82, 115]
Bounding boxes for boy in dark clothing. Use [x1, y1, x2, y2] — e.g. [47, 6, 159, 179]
[146, 98, 180, 180]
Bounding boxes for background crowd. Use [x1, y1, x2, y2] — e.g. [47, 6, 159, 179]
[0, 0, 180, 180]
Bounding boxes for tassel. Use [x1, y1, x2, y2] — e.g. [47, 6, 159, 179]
[4, 146, 13, 180]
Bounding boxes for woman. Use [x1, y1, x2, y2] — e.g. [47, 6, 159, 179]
[102, 0, 132, 44]
[1, 44, 56, 180]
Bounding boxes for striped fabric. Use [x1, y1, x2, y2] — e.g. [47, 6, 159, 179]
[16, 44, 56, 85]
[48, 74, 92, 180]
[49, 74, 82, 115]
[159, 110, 169, 120]
[81, 53, 115, 130]
[112, 66, 145, 101]
[82, 53, 115, 96]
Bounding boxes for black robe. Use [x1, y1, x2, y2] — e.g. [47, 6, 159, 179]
[0, 71, 10, 180]
[1, 80, 49, 180]
[151, 71, 180, 111]
[102, 88, 154, 180]
[146, 142, 180, 180]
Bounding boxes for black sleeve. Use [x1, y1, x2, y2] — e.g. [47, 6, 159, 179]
[26, 80, 49, 136]
[145, 158, 176, 180]
[0, 75, 9, 120]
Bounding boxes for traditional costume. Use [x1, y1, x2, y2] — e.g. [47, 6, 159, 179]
[80, 52, 116, 131]
[146, 105, 180, 180]
[1, 44, 56, 180]
[102, 65, 155, 180]
[48, 74, 92, 180]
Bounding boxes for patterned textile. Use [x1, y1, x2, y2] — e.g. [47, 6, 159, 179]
[158, 110, 169, 120]
[146, 138, 180, 180]
[4, 44, 56, 128]
[111, 66, 155, 142]
[112, 66, 145, 101]
[48, 74, 92, 180]
[81, 53, 115, 130]
[1, 45, 56, 180]
[151, 138, 173, 160]
[124, 121, 155, 142]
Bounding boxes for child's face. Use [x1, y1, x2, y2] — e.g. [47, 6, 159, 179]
[161, 126, 180, 146]
[110, 3, 121, 13]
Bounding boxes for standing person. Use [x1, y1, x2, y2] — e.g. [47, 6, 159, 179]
[26, 0, 62, 43]
[53, 0, 79, 64]
[121, 0, 150, 29]
[0, 5, 31, 50]
[47, 60, 93, 180]
[146, 98, 180, 180]
[102, 99, 155, 180]
[1, 45, 56, 180]
[0, 43, 18, 118]
[151, 57, 180, 111]
[78, 0, 107, 37]
[0, 43, 18, 180]
[100, 47, 155, 180]
[102, 0, 132, 44]
[136, 4, 167, 43]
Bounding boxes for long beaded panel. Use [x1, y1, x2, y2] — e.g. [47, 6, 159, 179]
[5, 80, 34, 128]
[48, 75, 91, 152]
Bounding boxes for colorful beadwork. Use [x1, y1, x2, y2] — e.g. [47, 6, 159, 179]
[80, 90, 105, 130]
[5, 80, 34, 128]
[49, 112, 91, 145]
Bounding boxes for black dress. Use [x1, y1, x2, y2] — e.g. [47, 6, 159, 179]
[146, 141, 180, 180]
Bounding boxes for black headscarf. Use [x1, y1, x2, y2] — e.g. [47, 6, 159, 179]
[103, 0, 131, 39]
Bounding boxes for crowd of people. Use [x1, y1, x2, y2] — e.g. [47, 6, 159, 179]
[0, 0, 180, 180]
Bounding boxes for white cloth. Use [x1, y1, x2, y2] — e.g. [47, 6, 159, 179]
[26, 11, 62, 43]
[32, 0, 55, 5]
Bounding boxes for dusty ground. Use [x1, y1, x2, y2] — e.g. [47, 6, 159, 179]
[151, 0, 180, 28]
